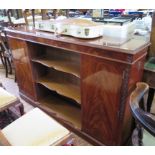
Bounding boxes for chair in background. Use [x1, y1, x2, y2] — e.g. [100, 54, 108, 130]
[22, 9, 46, 27]
[22, 9, 59, 27]
[0, 38, 5, 67]
[130, 82, 155, 145]
[22, 9, 35, 27]
[6, 9, 26, 27]
[0, 107, 73, 146]
[0, 30, 13, 78]
[0, 21, 9, 69]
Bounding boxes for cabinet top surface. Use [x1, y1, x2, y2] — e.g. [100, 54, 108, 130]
[5, 26, 150, 54]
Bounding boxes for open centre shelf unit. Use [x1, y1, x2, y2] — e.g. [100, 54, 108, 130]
[29, 42, 82, 129]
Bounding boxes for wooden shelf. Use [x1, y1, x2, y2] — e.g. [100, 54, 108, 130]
[39, 95, 81, 129]
[37, 75, 81, 104]
[32, 57, 80, 78]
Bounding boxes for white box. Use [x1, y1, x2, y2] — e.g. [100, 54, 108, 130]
[35, 19, 104, 39]
[102, 22, 135, 39]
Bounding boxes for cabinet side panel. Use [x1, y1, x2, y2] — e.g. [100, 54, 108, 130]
[81, 55, 125, 145]
[8, 37, 37, 100]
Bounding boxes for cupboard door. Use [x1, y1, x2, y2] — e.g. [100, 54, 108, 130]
[81, 55, 126, 145]
[8, 38, 36, 100]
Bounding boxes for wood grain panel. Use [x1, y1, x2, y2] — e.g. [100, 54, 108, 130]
[8, 38, 37, 100]
[81, 54, 125, 145]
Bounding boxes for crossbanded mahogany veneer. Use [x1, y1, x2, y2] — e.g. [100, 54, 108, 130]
[5, 26, 150, 145]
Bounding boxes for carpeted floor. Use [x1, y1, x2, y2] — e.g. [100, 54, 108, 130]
[0, 64, 92, 146]
[0, 111, 14, 129]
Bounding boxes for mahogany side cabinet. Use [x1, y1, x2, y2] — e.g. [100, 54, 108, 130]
[5, 26, 150, 145]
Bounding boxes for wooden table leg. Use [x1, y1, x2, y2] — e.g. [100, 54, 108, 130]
[147, 88, 155, 112]
[3, 56, 8, 78]
[8, 102, 24, 120]
[0, 52, 5, 66]
[18, 103, 24, 115]
[137, 124, 143, 146]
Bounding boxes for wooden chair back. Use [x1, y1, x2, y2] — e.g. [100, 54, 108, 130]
[130, 82, 155, 145]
